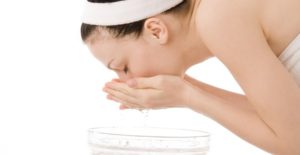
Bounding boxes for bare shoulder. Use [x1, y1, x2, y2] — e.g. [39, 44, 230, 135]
[196, 0, 300, 56]
[196, 0, 261, 18]
[195, 0, 262, 43]
[195, 0, 265, 70]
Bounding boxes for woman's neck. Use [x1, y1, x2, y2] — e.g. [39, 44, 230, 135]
[181, 0, 213, 70]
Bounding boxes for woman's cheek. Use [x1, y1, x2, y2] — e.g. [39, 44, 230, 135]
[130, 67, 158, 78]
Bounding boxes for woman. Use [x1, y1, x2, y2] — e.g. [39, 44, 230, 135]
[81, 0, 300, 154]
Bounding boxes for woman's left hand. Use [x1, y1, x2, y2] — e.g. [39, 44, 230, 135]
[103, 75, 198, 110]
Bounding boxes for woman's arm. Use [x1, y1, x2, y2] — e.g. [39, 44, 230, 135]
[183, 75, 281, 153]
[184, 75, 255, 113]
[186, 79, 280, 154]
[197, 0, 300, 154]
[105, 74, 280, 153]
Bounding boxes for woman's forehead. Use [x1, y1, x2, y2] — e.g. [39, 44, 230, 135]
[86, 28, 113, 44]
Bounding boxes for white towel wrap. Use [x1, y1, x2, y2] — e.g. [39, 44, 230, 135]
[82, 0, 184, 26]
[279, 34, 300, 86]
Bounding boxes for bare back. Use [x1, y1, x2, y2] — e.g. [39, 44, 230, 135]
[196, 0, 300, 57]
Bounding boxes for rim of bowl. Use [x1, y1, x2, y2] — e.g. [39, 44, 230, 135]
[88, 126, 210, 139]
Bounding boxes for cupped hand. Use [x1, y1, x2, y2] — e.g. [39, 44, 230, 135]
[103, 75, 198, 110]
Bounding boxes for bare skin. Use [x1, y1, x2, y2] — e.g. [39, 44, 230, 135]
[86, 0, 300, 154]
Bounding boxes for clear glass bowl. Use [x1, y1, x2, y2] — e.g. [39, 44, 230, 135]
[88, 127, 210, 155]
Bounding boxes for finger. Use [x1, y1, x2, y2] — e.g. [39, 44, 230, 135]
[104, 88, 140, 107]
[119, 104, 129, 110]
[105, 82, 136, 97]
[108, 94, 141, 109]
[107, 94, 121, 103]
[111, 78, 124, 82]
[126, 75, 163, 89]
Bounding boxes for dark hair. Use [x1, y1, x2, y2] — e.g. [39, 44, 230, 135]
[81, 0, 188, 41]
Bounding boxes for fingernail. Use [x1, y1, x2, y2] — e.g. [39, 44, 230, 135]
[105, 83, 112, 88]
[107, 95, 112, 100]
[119, 106, 129, 110]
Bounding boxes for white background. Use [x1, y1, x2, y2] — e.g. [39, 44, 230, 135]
[0, 0, 269, 155]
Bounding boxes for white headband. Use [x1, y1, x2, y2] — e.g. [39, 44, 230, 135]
[82, 0, 184, 26]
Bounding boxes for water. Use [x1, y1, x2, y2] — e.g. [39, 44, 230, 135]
[139, 109, 149, 126]
[113, 109, 150, 128]
[89, 109, 209, 155]
[88, 127, 209, 155]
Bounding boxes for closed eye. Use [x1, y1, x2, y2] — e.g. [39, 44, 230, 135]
[124, 66, 129, 74]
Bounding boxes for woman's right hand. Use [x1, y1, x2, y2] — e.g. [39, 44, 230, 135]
[103, 75, 204, 110]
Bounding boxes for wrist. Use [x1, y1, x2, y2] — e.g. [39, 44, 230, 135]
[182, 83, 203, 109]
[184, 84, 213, 115]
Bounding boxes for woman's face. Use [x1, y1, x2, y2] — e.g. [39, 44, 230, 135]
[85, 17, 212, 81]
[86, 31, 187, 81]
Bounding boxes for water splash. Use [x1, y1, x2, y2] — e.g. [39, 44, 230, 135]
[112, 109, 151, 127]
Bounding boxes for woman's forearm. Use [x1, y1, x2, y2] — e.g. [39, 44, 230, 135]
[189, 88, 280, 153]
[184, 75, 255, 112]
[185, 76, 281, 153]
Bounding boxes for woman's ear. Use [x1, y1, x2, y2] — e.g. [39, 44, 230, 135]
[143, 17, 169, 44]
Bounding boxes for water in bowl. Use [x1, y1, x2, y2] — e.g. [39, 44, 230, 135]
[88, 126, 210, 155]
